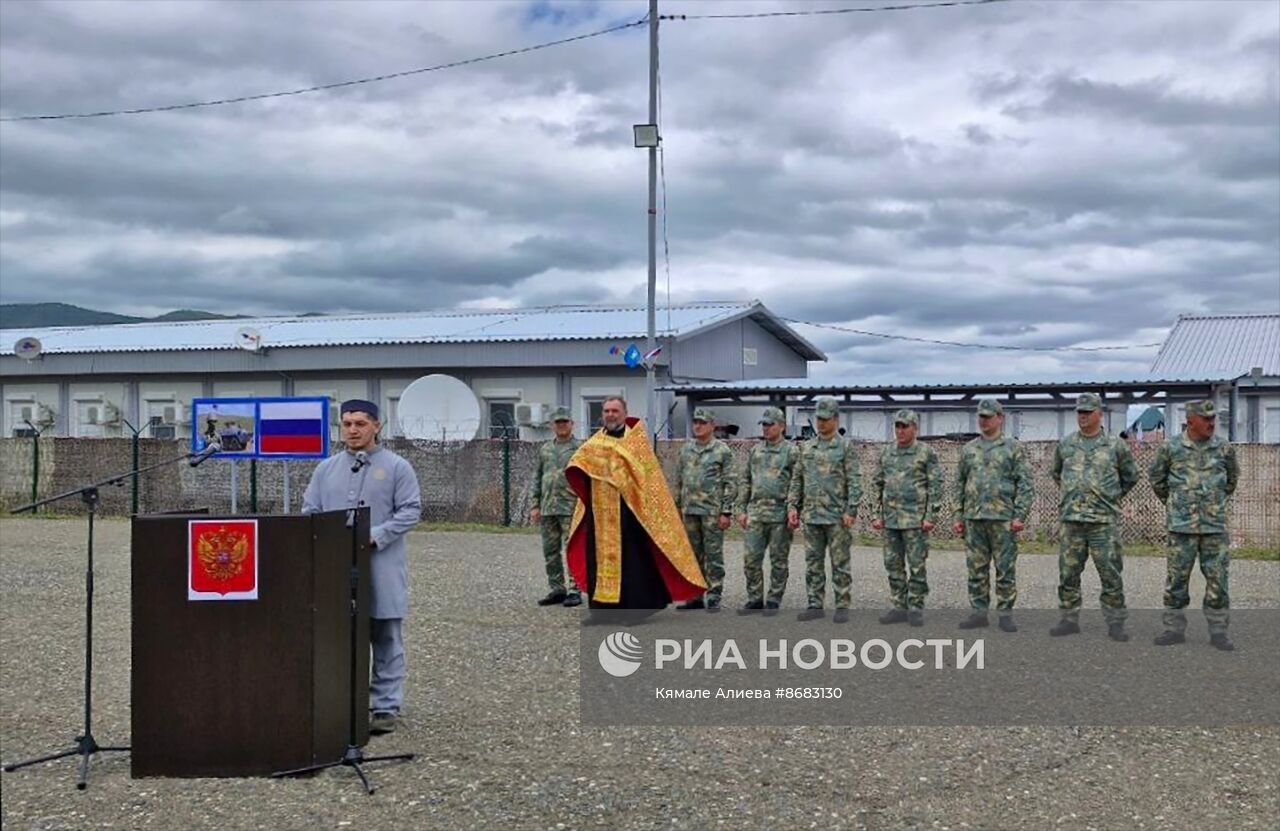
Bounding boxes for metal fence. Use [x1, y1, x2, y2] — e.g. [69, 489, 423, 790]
[1, 436, 1276, 549]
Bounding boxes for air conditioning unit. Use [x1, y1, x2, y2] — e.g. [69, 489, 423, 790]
[516, 402, 549, 426]
[35, 404, 56, 427]
[102, 402, 122, 426]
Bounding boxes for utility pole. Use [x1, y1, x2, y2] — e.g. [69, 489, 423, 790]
[645, 0, 659, 439]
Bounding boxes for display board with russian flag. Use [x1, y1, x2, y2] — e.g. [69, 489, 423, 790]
[190, 397, 331, 460]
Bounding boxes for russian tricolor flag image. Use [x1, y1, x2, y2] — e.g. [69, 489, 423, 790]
[258, 400, 327, 456]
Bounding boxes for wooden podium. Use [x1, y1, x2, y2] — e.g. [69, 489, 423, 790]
[130, 509, 370, 777]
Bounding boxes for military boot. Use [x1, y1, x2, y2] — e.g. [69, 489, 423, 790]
[1049, 618, 1081, 637]
[1153, 630, 1186, 646]
[537, 590, 567, 606]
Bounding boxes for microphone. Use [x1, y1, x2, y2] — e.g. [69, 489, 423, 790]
[188, 439, 222, 467]
[347, 451, 372, 528]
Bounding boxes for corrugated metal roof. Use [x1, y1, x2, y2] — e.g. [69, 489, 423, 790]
[0, 301, 824, 360]
[1150, 313, 1280, 378]
[660, 375, 1223, 393]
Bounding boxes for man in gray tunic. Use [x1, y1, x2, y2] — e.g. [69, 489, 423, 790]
[303, 399, 422, 735]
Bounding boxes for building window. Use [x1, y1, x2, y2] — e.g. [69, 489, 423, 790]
[385, 397, 401, 438]
[488, 401, 517, 439]
[74, 398, 105, 438]
[8, 400, 36, 437]
[145, 400, 182, 437]
[586, 400, 605, 432]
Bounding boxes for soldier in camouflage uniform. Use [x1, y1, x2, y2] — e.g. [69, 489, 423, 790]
[528, 407, 583, 607]
[735, 407, 796, 614]
[1149, 399, 1240, 651]
[953, 399, 1034, 632]
[674, 407, 738, 612]
[787, 397, 861, 623]
[870, 409, 943, 627]
[1050, 392, 1139, 641]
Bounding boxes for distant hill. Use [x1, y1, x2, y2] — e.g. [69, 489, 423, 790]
[0, 303, 249, 329]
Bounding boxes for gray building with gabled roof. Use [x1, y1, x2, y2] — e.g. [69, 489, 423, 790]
[661, 312, 1280, 443]
[1150, 312, 1279, 442]
[0, 300, 824, 441]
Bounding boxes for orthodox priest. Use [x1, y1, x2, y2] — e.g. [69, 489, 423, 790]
[564, 396, 706, 611]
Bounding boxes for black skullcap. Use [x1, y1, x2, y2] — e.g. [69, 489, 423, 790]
[340, 399, 379, 420]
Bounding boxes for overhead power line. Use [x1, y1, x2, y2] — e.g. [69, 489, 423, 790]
[2, 0, 1011, 122]
[0, 16, 648, 122]
[781, 318, 1163, 352]
[659, 0, 1009, 21]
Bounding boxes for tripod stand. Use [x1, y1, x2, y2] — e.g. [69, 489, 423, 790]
[2, 447, 198, 789]
[272, 505, 414, 793]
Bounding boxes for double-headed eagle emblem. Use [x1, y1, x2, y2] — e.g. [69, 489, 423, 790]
[196, 527, 250, 581]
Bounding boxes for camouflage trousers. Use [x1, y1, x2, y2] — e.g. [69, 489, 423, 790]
[539, 515, 578, 594]
[1058, 521, 1126, 622]
[684, 515, 725, 602]
[882, 528, 929, 610]
[1162, 532, 1230, 635]
[964, 520, 1018, 611]
[803, 523, 852, 609]
[743, 519, 793, 605]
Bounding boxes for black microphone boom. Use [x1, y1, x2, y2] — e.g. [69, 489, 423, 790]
[188, 441, 221, 467]
[350, 450, 369, 473]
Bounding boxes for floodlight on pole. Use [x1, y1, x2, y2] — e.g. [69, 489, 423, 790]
[633, 124, 660, 148]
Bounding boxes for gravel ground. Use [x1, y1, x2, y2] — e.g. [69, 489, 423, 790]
[1, 517, 1277, 831]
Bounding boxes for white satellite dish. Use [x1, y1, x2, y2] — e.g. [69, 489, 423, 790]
[14, 337, 43, 361]
[234, 326, 264, 352]
[397, 374, 481, 441]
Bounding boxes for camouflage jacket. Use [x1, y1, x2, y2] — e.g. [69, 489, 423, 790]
[955, 435, 1035, 521]
[786, 435, 862, 525]
[530, 437, 583, 516]
[735, 438, 798, 522]
[1051, 431, 1139, 523]
[675, 438, 738, 516]
[872, 441, 944, 529]
[1148, 433, 1239, 534]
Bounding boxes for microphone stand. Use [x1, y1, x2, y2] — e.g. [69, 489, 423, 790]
[272, 461, 414, 793]
[2, 447, 206, 789]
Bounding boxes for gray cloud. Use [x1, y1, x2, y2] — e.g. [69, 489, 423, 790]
[1, 0, 1277, 381]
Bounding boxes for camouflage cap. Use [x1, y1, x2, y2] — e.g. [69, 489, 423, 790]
[976, 398, 1003, 416]
[814, 397, 839, 419]
[758, 406, 785, 425]
[1075, 392, 1102, 412]
[892, 408, 919, 426]
[551, 405, 572, 422]
[1185, 399, 1217, 418]
[692, 407, 716, 422]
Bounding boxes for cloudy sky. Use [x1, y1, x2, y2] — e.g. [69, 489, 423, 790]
[1, 0, 1276, 382]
